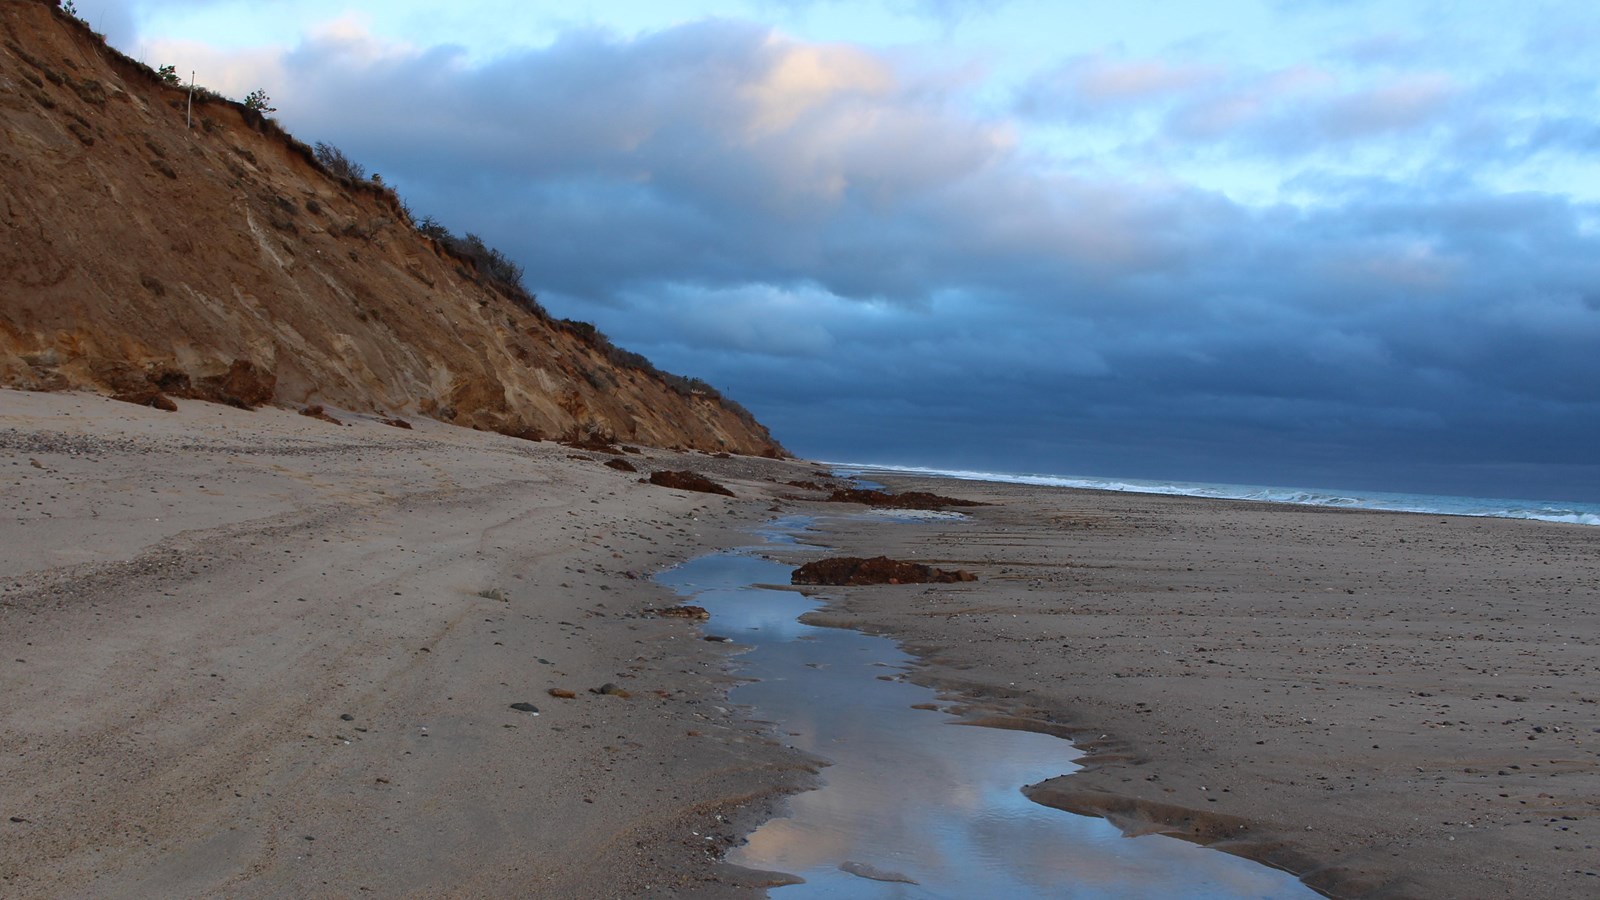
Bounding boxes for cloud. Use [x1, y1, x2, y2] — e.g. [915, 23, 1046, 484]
[1329, 31, 1426, 65]
[1015, 53, 1223, 118]
[1084, 63, 1459, 152]
[127, 11, 1600, 500]
[1318, 73, 1457, 137]
[758, 0, 1016, 24]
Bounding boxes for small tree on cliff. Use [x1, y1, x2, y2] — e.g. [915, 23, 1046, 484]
[243, 89, 276, 114]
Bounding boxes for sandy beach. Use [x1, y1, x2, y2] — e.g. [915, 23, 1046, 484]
[790, 474, 1600, 898]
[4, 389, 1597, 898]
[0, 389, 821, 898]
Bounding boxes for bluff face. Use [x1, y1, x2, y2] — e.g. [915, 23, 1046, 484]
[0, 0, 785, 456]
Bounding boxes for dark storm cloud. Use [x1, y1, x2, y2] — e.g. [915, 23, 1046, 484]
[219, 17, 1597, 500]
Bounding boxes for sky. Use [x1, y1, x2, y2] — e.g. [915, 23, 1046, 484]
[85, 0, 1600, 501]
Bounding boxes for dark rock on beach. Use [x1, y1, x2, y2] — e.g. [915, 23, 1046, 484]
[791, 556, 978, 586]
[299, 404, 341, 425]
[824, 488, 984, 509]
[646, 605, 711, 621]
[647, 470, 735, 497]
[111, 389, 178, 412]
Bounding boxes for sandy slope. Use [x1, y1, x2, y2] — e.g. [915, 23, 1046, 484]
[1, 0, 782, 455]
[789, 475, 1600, 898]
[0, 389, 817, 898]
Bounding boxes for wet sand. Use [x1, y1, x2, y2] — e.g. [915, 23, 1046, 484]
[0, 389, 823, 898]
[789, 475, 1600, 898]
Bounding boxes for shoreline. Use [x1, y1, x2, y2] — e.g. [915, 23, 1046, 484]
[782, 473, 1599, 898]
[828, 463, 1600, 528]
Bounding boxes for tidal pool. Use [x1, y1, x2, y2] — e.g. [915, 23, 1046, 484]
[657, 518, 1316, 899]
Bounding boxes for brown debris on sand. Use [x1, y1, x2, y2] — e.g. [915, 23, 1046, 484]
[646, 605, 711, 620]
[648, 470, 734, 497]
[561, 427, 624, 455]
[825, 488, 984, 509]
[498, 425, 543, 442]
[604, 458, 638, 473]
[380, 417, 413, 429]
[197, 359, 276, 410]
[111, 389, 177, 412]
[791, 556, 978, 586]
[299, 404, 341, 425]
[96, 358, 275, 413]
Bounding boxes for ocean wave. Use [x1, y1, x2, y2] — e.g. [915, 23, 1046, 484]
[826, 464, 1600, 527]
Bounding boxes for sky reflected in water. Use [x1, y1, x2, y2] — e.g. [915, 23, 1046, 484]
[657, 523, 1316, 899]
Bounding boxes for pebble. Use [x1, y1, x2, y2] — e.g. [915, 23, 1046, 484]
[509, 702, 540, 714]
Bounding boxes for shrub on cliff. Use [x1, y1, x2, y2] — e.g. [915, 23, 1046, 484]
[313, 142, 367, 182]
[417, 215, 449, 241]
[458, 233, 525, 289]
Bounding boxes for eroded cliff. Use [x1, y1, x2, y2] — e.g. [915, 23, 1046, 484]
[0, 0, 784, 456]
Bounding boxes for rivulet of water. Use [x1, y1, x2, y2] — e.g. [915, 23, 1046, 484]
[656, 518, 1316, 899]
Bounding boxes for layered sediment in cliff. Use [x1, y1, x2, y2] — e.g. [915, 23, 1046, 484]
[0, 0, 784, 456]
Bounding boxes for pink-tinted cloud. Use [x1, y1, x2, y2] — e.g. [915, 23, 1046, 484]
[1319, 73, 1458, 137]
[1015, 52, 1223, 119]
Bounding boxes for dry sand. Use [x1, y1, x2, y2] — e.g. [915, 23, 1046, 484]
[0, 389, 821, 898]
[789, 475, 1600, 898]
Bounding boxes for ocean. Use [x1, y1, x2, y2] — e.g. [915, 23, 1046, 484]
[827, 463, 1600, 527]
